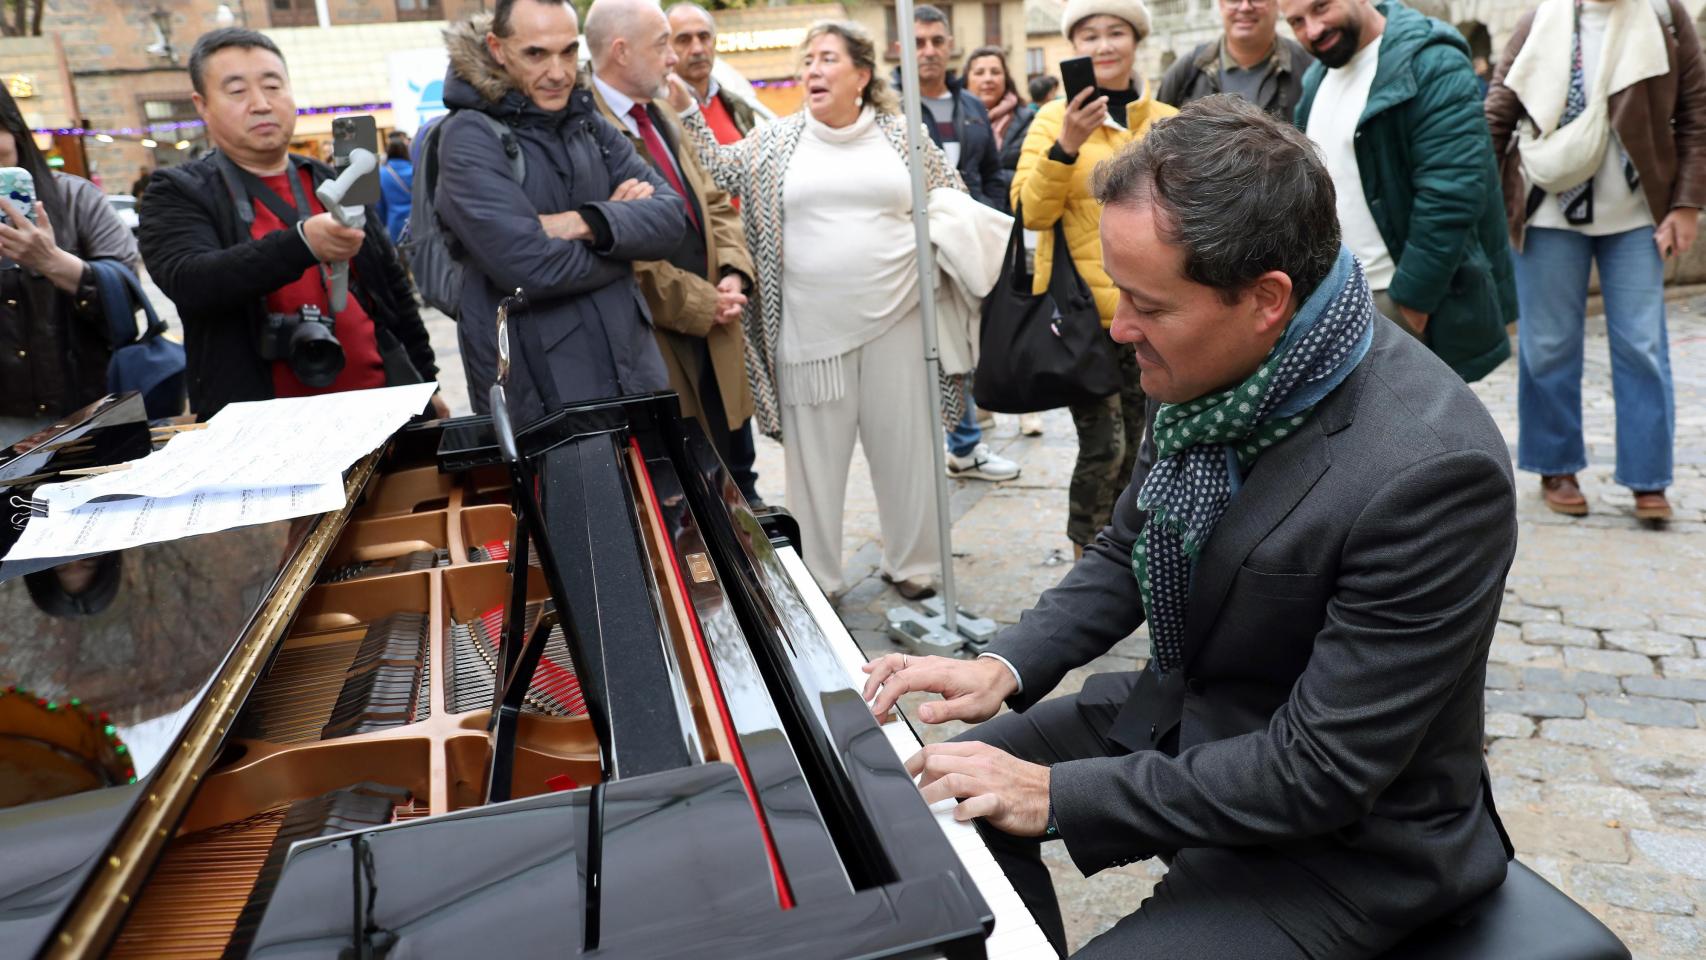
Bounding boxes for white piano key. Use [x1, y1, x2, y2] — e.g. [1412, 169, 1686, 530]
[774, 547, 1052, 958]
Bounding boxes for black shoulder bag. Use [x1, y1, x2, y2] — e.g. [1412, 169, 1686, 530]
[972, 204, 1121, 413]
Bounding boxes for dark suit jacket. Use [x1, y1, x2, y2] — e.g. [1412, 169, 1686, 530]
[891, 70, 1007, 212]
[986, 317, 1517, 928]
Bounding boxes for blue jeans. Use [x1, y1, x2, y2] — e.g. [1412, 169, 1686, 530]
[1515, 226, 1673, 491]
[947, 397, 982, 457]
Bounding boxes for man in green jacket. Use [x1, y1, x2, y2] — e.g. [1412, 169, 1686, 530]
[1284, 0, 1513, 382]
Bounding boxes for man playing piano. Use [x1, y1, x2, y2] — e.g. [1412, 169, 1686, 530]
[864, 96, 1518, 958]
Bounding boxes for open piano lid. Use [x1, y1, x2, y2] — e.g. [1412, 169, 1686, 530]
[235, 393, 992, 959]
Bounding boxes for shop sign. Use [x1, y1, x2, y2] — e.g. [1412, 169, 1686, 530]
[716, 28, 808, 53]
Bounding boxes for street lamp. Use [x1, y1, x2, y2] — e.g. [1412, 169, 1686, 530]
[147, 9, 178, 65]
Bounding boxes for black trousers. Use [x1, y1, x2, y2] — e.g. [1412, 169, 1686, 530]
[691, 338, 761, 505]
[955, 680, 1398, 959]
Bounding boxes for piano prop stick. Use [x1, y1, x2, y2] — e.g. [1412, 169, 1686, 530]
[483, 288, 613, 805]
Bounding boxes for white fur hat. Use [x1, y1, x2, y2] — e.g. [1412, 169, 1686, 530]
[1059, 0, 1152, 41]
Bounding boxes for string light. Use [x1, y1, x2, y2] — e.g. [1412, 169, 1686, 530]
[140, 138, 157, 149]
[31, 101, 398, 139]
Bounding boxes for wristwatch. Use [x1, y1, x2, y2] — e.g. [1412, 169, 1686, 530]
[1045, 797, 1059, 839]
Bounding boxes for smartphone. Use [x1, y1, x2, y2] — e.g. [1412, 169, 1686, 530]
[330, 115, 381, 207]
[1059, 56, 1097, 105]
[0, 167, 37, 226]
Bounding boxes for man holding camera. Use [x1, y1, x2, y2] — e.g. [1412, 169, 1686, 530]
[140, 28, 445, 418]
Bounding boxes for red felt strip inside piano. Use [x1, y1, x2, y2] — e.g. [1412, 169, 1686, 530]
[477, 604, 586, 715]
[626, 437, 796, 911]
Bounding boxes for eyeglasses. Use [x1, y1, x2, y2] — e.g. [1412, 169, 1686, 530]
[1220, 0, 1271, 9]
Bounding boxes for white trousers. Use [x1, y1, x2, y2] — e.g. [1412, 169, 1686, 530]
[780, 311, 941, 594]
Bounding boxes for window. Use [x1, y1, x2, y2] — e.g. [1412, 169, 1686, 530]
[395, 0, 443, 22]
[138, 97, 206, 168]
[983, 3, 1002, 47]
[1026, 47, 1045, 77]
[269, 0, 316, 28]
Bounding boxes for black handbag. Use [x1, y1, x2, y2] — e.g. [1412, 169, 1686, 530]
[972, 204, 1122, 413]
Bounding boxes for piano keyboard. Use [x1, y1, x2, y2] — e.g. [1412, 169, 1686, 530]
[773, 547, 1056, 960]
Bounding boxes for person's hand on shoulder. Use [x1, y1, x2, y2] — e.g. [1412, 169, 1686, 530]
[664, 74, 697, 115]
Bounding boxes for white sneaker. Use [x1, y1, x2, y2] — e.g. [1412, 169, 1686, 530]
[1019, 413, 1044, 436]
[946, 443, 1020, 481]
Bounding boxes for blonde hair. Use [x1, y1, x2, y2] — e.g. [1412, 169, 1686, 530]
[801, 20, 898, 115]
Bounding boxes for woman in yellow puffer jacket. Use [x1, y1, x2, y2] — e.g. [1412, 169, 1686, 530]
[1011, 0, 1175, 553]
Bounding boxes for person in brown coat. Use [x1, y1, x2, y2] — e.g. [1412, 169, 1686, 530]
[1485, 0, 1706, 521]
[586, 0, 757, 495]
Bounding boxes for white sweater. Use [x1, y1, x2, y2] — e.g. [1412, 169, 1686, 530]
[779, 107, 921, 400]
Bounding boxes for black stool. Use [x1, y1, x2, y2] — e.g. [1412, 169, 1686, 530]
[1382, 861, 1629, 960]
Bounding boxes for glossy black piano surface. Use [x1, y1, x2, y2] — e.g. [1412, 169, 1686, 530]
[0, 394, 995, 960]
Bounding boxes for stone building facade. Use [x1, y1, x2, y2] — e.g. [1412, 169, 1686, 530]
[39, 0, 486, 194]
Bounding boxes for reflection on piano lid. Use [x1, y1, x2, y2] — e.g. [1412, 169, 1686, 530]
[14, 393, 1045, 960]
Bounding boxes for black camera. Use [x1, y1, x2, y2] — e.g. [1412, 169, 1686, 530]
[259, 304, 345, 388]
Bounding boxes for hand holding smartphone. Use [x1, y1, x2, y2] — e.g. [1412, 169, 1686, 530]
[0, 167, 38, 227]
[1058, 56, 1096, 106]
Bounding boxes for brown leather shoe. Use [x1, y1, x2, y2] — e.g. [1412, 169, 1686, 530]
[881, 573, 937, 601]
[1541, 474, 1589, 516]
[1633, 490, 1673, 521]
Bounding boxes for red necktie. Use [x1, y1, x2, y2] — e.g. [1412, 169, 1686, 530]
[628, 103, 699, 232]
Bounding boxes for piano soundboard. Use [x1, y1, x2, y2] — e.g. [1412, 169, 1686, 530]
[0, 393, 1050, 959]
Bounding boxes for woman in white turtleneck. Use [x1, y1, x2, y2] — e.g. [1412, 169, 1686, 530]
[672, 20, 968, 600]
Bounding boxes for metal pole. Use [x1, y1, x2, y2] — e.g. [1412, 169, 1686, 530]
[892, 0, 957, 633]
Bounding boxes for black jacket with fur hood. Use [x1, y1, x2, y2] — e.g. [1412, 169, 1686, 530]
[436, 15, 685, 420]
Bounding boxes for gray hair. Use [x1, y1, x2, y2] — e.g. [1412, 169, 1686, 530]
[913, 3, 949, 26]
[1092, 95, 1340, 304]
[802, 20, 899, 115]
[666, 1, 714, 31]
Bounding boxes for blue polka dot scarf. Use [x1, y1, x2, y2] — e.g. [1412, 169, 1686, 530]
[1132, 250, 1374, 673]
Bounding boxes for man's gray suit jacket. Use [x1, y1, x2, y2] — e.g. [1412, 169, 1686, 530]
[986, 317, 1519, 926]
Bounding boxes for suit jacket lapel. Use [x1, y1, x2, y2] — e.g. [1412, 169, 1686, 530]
[1183, 436, 1330, 663]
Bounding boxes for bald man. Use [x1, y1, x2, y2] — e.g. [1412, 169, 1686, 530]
[585, 0, 759, 491]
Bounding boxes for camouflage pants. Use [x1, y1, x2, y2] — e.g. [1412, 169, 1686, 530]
[1066, 341, 1145, 546]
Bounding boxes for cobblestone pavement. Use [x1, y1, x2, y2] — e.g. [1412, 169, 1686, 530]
[417, 296, 1706, 957]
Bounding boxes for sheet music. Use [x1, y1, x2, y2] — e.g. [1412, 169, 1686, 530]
[40, 383, 436, 512]
[4, 480, 345, 561]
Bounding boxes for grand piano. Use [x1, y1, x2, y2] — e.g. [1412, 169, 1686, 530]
[0, 383, 1050, 959]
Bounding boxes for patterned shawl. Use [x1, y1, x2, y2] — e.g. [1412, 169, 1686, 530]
[1133, 248, 1374, 672]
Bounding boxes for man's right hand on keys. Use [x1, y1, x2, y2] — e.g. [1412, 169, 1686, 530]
[861, 653, 1017, 725]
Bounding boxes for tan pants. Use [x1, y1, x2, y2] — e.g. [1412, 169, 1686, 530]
[780, 311, 941, 595]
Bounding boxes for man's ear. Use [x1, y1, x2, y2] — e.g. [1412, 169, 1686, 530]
[485, 32, 505, 67]
[191, 91, 207, 121]
[1248, 270, 1295, 337]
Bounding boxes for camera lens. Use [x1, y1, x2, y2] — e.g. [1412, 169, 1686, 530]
[289, 318, 346, 388]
